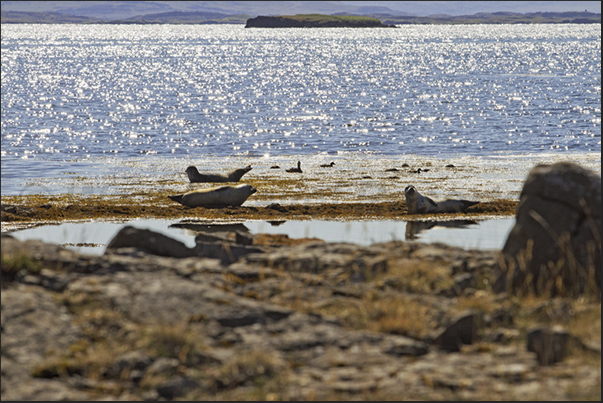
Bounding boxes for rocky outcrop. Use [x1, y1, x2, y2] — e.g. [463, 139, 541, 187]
[497, 162, 601, 297]
[107, 225, 267, 264]
[1, 228, 600, 400]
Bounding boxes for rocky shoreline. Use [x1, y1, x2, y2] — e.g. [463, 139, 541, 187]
[1, 224, 600, 400]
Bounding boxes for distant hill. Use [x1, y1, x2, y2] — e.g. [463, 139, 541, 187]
[1, 9, 600, 25]
[0, 1, 407, 21]
[111, 11, 252, 24]
[1, 10, 102, 23]
[2, 1, 599, 21]
[376, 11, 601, 25]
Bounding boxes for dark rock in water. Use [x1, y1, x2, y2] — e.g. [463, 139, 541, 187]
[497, 162, 601, 297]
[106, 226, 197, 258]
[527, 326, 570, 366]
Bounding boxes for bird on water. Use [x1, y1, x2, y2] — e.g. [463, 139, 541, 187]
[286, 161, 303, 173]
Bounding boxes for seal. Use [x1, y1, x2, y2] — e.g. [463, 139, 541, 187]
[168, 184, 257, 208]
[185, 165, 252, 183]
[404, 185, 479, 214]
[286, 161, 302, 173]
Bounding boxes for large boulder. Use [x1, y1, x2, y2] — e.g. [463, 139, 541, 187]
[497, 162, 600, 297]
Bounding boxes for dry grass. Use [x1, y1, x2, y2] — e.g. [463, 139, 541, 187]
[377, 257, 455, 294]
[31, 319, 209, 383]
[1, 250, 43, 285]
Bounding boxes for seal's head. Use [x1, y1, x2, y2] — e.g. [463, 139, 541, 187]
[247, 185, 257, 195]
[185, 166, 199, 176]
[404, 185, 417, 198]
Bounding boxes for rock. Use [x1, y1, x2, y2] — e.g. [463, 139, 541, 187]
[527, 326, 570, 366]
[431, 311, 480, 352]
[498, 162, 601, 297]
[145, 357, 180, 376]
[194, 240, 265, 265]
[105, 227, 264, 264]
[105, 350, 153, 379]
[383, 336, 429, 357]
[156, 376, 199, 399]
[106, 226, 197, 258]
[1, 231, 600, 401]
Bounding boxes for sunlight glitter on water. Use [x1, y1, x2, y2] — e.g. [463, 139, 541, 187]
[2, 24, 600, 166]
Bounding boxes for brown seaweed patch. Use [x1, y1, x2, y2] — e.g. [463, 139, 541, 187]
[2, 192, 517, 229]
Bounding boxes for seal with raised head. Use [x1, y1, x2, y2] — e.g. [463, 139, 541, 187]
[404, 185, 479, 214]
[168, 184, 257, 208]
[185, 165, 252, 183]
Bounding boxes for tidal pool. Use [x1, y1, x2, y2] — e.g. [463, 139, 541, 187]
[6, 217, 515, 255]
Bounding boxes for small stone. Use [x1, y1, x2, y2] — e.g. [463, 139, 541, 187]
[527, 326, 570, 366]
[431, 310, 480, 352]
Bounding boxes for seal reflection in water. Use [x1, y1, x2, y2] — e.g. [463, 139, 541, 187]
[404, 185, 479, 214]
[185, 165, 252, 183]
[168, 184, 257, 208]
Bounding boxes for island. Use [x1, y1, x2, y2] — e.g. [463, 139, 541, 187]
[245, 14, 396, 28]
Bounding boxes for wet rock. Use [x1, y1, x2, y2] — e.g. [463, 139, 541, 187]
[527, 326, 570, 366]
[106, 226, 197, 258]
[498, 162, 601, 297]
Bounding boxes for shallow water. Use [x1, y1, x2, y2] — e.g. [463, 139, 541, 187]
[7, 217, 515, 255]
[3, 152, 599, 209]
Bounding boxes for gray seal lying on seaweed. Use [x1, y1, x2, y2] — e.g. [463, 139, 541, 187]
[404, 185, 479, 214]
[185, 165, 252, 183]
[168, 184, 257, 208]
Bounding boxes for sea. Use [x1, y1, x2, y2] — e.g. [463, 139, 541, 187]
[1, 23, 601, 251]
